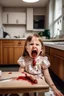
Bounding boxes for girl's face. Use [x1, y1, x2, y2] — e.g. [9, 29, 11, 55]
[26, 36, 42, 58]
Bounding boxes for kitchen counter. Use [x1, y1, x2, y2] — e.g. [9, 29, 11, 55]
[0, 38, 26, 40]
[44, 44, 64, 51]
[0, 38, 64, 41]
[43, 39, 64, 51]
[42, 38, 64, 42]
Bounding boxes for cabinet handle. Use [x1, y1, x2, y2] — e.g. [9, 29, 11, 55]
[18, 42, 21, 45]
[16, 20, 19, 24]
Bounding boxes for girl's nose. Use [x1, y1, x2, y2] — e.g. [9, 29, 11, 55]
[33, 44, 36, 48]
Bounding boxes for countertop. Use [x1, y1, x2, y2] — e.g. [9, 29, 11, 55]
[0, 38, 64, 42]
[44, 43, 64, 51]
[42, 38, 64, 42]
[0, 38, 26, 40]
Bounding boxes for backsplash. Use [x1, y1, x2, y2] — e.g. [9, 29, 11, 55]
[2, 26, 37, 38]
[0, 27, 3, 38]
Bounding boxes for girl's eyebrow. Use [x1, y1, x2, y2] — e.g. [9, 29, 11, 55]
[30, 43, 33, 45]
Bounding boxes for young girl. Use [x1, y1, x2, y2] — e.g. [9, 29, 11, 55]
[17, 34, 63, 96]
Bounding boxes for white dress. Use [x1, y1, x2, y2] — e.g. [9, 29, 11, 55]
[17, 56, 55, 96]
[17, 56, 50, 75]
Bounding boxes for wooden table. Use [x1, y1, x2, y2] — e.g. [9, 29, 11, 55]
[0, 72, 49, 94]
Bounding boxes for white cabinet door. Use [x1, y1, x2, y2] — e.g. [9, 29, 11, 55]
[8, 12, 26, 24]
[2, 12, 26, 25]
[2, 12, 9, 24]
[27, 8, 33, 31]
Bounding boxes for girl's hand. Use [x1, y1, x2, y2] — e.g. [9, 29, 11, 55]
[19, 67, 24, 73]
[53, 88, 64, 96]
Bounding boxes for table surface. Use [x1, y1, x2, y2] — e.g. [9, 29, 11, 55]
[0, 72, 49, 94]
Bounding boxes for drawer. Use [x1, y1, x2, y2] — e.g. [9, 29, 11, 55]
[50, 48, 64, 58]
[14, 40, 25, 46]
[2, 40, 14, 46]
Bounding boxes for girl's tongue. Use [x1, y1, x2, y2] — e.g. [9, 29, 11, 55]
[31, 50, 38, 58]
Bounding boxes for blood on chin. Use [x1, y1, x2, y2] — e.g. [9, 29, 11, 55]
[31, 53, 38, 58]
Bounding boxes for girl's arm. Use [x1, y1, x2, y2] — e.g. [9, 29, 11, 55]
[43, 68, 63, 96]
[17, 60, 25, 73]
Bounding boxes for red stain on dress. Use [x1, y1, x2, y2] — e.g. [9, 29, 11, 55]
[32, 59, 36, 66]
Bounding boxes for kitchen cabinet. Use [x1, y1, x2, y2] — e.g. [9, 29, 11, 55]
[2, 12, 26, 24]
[2, 12, 9, 24]
[50, 48, 64, 81]
[2, 40, 14, 64]
[0, 41, 2, 64]
[26, 8, 33, 31]
[45, 46, 50, 61]
[8, 12, 26, 24]
[13, 40, 25, 64]
[45, 46, 64, 81]
[0, 40, 25, 65]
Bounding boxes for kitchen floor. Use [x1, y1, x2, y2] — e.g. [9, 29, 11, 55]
[0, 65, 64, 95]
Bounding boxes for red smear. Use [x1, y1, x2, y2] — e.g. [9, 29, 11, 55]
[32, 59, 36, 66]
[16, 75, 38, 85]
[32, 53, 37, 58]
[8, 72, 12, 74]
[25, 73, 38, 84]
[16, 76, 27, 80]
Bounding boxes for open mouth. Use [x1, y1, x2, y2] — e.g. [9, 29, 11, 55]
[31, 50, 38, 58]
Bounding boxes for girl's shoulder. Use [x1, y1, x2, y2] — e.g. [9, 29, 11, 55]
[39, 56, 48, 60]
[39, 56, 50, 65]
[17, 56, 24, 62]
[17, 56, 30, 63]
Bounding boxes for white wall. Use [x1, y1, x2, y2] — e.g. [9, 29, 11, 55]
[33, 8, 46, 15]
[4, 25, 26, 38]
[0, 5, 2, 27]
[0, 5, 3, 38]
[45, 2, 49, 29]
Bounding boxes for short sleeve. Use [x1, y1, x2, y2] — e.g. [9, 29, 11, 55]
[17, 56, 25, 67]
[41, 56, 50, 70]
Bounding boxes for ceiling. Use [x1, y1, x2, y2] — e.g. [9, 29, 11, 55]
[0, 0, 49, 7]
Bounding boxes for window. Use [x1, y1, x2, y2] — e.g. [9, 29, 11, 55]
[49, 0, 62, 38]
[54, 0, 62, 20]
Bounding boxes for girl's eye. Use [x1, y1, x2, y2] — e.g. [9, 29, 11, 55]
[36, 44, 39, 46]
[30, 43, 33, 45]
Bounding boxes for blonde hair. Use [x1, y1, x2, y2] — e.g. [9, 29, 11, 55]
[23, 34, 45, 56]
